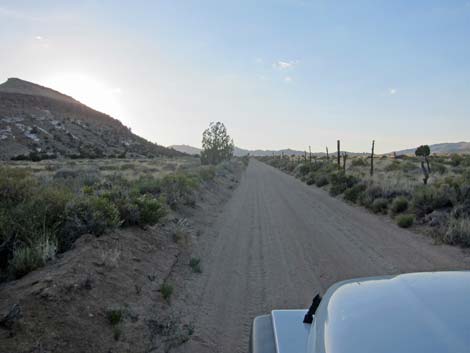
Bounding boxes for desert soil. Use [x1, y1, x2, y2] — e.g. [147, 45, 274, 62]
[176, 159, 470, 353]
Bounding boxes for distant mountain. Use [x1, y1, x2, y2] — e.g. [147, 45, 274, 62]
[169, 145, 308, 157]
[234, 147, 308, 157]
[392, 142, 470, 155]
[169, 145, 364, 157]
[169, 144, 202, 155]
[171, 141, 470, 159]
[0, 78, 184, 160]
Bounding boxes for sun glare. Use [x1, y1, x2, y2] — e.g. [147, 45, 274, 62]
[42, 73, 123, 118]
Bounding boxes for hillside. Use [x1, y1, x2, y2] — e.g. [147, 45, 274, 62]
[0, 78, 183, 160]
[393, 142, 470, 155]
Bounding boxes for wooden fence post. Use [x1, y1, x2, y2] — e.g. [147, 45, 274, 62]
[370, 140, 375, 176]
[337, 140, 341, 169]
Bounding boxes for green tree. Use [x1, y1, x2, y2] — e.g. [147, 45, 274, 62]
[201, 122, 234, 165]
[415, 145, 431, 184]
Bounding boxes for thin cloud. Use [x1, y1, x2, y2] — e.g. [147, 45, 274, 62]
[0, 6, 76, 23]
[284, 76, 293, 83]
[389, 88, 397, 95]
[35, 36, 43, 40]
[273, 60, 299, 70]
[0, 6, 41, 21]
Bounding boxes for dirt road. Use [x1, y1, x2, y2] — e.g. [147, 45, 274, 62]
[180, 159, 470, 353]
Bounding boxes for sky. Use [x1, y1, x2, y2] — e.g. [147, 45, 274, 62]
[1, 0, 470, 153]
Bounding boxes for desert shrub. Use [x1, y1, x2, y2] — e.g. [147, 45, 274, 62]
[412, 185, 454, 218]
[1, 184, 71, 247]
[0, 209, 12, 246]
[283, 160, 297, 172]
[8, 246, 44, 278]
[99, 165, 120, 171]
[189, 257, 202, 273]
[239, 155, 250, 167]
[59, 196, 120, 251]
[119, 201, 141, 226]
[135, 176, 162, 195]
[54, 168, 100, 186]
[310, 162, 329, 173]
[436, 174, 460, 188]
[269, 158, 282, 169]
[106, 309, 123, 326]
[371, 198, 389, 214]
[462, 168, 470, 181]
[305, 172, 316, 185]
[199, 165, 216, 181]
[99, 182, 139, 226]
[360, 184, 384, 208]
[36, 186, 74, 226]
[134, 173, 200, 209]
[400, 161, 419, 173]
[450, 154, 463, 167]
[329, 173, 358, 196]
[54, 168, 79, 179]
[8, 236, 57, 278]
[385, 161, 401, 172]
[0, 169, 71, 274]
[452, 204, 470, 221]
[0, 168, 36, 208]
[444, 218, 470, 247]
[351, 158, 368, 167]
[366, 184, 384, 203]
[431, 162, 447, 175]
[134, 195, 167, 226]
[396, 214, 414, 228]
[160, 282, 174, 301]
[45, 163, 59, 172]
[315, 174, 329, 187]
[216, 160, 236, 175]
[391, 196, 409, 215]
[462, 157, 470, 168]
[452, 185, 470, 218]
[173, 223, 190, 246]
[343, 184, 366, 203]
[160, 174, 199, 209]
[294, 163, 311, 177]
[120, 163, 135, 170]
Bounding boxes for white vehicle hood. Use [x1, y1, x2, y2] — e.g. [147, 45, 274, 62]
[308, 271, 470, 353]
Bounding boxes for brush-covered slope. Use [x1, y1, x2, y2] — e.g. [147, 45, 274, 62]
[0, 78, 183, 160]
[393, 142, 470, 155]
